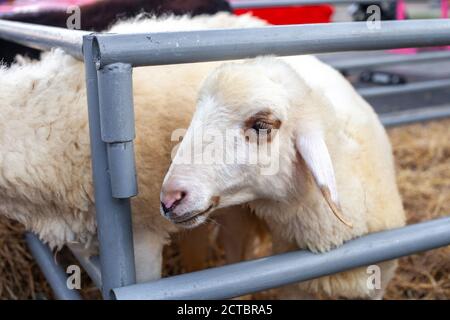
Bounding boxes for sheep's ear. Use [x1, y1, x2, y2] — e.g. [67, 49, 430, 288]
[295, 131, 353, 228]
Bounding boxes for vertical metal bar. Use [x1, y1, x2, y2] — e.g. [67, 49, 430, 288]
[97, 63, 138, 199]
[83, 35, 136, 300]
[25, 233, 82, 300]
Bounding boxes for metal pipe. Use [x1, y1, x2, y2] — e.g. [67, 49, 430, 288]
[68, 244, 102, 289]
[83, 35, 136, 299]
[97, 62, 138, 198]
[97, 63, 136, 143]
[358, 78, 450, 98]
[380, 104, 450, 127]
[93, 19, 450, 68]
[106, 142, 138, 198]
[0, 19, 88, 60]
[25, 233, 82, 300]
[230, 0, 396, 8]
[323, 50, 450, 71]
[112, 216, 450, 300]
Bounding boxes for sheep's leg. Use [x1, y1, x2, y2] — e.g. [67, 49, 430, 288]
[176, 224, 212, 272]
[216, 206, 269, 263]
[133, 228, 164, 283]
[176, 206, 269, 273]
[368, 260, 398, 300]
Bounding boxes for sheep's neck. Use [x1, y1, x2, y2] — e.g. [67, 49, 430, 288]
[251, 183, 355, 253]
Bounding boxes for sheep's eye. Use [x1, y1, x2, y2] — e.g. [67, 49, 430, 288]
[252, 121, 273, 134]
[244, 111, 282, 143]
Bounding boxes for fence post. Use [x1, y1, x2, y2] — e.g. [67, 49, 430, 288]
[82, 35, 136, 299]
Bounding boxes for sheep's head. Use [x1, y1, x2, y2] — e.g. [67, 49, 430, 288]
[160, 57, 351, 228]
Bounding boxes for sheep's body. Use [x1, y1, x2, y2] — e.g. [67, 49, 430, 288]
[0, 13, 265, 269]
[249, 55, 406, 298]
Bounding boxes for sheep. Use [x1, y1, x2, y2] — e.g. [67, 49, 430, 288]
[160, 56, 406, 299]
[0, 12, 268, 282]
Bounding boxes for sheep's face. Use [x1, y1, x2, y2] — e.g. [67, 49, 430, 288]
[161, 57, 348, 228]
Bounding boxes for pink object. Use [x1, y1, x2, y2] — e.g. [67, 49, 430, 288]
[442, 0, 450, 50]
[390, 0, 417, 54]
[442, 0, 448, 19]
[0, 0, 96, 14]
[396, 0, 406, 20]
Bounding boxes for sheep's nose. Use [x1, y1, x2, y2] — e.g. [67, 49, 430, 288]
[160, 190, 186, 215]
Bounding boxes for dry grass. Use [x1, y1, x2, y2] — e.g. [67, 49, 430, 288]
[384, 119, 450, 299]
[0, 118, 449, 300]
[0, 218, 51, 299]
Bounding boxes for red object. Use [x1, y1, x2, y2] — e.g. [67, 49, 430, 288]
[234, 5, 333, 25]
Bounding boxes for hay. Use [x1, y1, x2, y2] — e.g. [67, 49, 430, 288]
[384, 119, 450, 300]
[0, 218, 51, 300]
[0, 118, 449, 299]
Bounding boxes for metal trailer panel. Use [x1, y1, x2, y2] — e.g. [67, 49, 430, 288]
[380, 104, 450, 127]
[83, 36, 136, 299]
[323, 51, 450, 72]
[25, 233, 82, 300]
[0, 20, 87, 60]
[358, 79, 450, 98]
[93, 20, 450, 68]
[112, 217, 450, 300]
[230, 0, 395, 8]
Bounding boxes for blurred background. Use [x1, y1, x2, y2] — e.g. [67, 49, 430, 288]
[0, 0, 449, 299]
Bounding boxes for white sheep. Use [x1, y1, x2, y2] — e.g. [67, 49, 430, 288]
[161, 56, 406, 299]
[0, 13, 268, 282]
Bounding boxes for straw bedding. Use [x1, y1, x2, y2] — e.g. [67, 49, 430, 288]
[0, 118, 449, 300]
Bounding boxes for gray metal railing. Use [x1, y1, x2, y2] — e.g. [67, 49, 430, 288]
[92, 19, 450, 67]
[25, 233, 82, 300]
[322, 50, 450, 71]
[1, 17, 449, 300]
[358, 78, 450, 98]
[0, 20, 87, 59]
[229, 0, 396, 8]
[113, 217, 450, 300]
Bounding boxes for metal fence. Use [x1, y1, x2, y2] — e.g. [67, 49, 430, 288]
[1, 15, 450, 300]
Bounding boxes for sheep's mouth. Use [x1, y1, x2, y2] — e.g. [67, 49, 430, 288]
[172, 204, 214, 228]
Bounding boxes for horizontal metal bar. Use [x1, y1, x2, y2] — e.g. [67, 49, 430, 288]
[358, 78, 450, 98]
[0, 19, 88, 60]
[230, 0, 395, 8]
[93, 20, 450, 68]
[68, 244, 102, 289]
[380, 104, 450, 127]
[324, 50, 450, 71]
[112, 216, 450, 300]
[25, 233, 82, 300]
